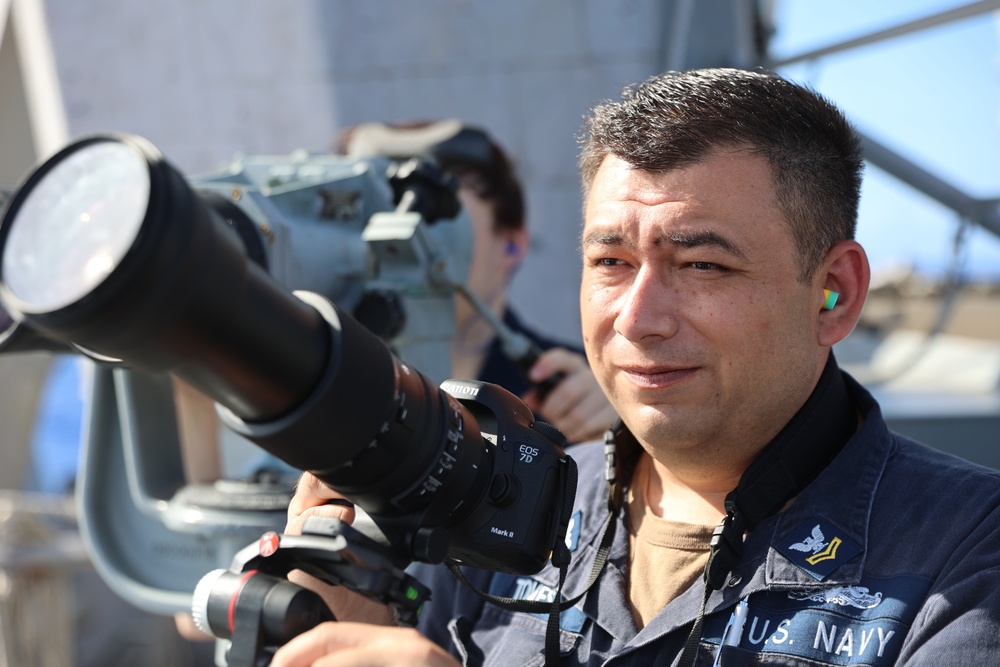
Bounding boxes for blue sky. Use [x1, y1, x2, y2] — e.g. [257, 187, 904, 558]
[770, 0, 1000, 281]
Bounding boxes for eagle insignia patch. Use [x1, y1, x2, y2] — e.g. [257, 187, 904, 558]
[778, 516, 862, 580]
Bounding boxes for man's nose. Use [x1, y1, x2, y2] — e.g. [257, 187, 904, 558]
[613, 265, 679, 342]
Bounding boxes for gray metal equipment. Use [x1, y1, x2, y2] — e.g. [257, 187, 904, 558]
[0, 139, 473, 618]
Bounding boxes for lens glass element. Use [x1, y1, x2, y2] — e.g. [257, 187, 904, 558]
[2, 141, 150, 312]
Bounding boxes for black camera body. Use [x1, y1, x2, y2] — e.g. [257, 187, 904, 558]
[439, 378, 573, 573]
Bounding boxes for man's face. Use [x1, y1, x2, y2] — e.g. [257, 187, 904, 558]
[454, 187, 517, 326]
[580, 150, 827, 470]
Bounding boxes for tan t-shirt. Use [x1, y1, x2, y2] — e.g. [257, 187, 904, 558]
[626, 455, 716, 629]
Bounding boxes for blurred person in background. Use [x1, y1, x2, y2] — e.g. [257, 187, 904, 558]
[342, 120, 616, 443]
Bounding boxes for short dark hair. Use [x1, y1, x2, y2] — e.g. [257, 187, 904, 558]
[431, 126, 526, 234]
[338, 121, 526, 234]
[579, 68, 864, 281]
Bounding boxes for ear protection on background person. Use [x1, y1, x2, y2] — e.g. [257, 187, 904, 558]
[822, 289, 839, 310]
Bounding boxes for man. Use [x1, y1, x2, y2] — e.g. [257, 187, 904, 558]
[342, 121, 616, 443]
[272, 68, 1000, 666]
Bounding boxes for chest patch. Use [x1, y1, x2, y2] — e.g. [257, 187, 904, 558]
[777, 515, 863, 580]
[702, 574, 932, 665]
[487, 572, 588, 633]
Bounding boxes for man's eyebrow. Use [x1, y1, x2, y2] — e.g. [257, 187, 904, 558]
[658, 230, 748, 261]
[581, 231, 630, 249]
[581, 229, 748, 261]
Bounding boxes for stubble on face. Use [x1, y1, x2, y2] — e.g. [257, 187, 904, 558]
[579, 150, 827, 484]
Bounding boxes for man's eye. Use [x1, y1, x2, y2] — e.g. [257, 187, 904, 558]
[595, 257, 625, 267]
[690, 261, 728, 272]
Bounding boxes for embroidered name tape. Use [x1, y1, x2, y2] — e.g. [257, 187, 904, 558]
[487, 573, 588, 633]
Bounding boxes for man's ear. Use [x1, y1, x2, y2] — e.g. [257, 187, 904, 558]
[503, 227, 530, 269]
[816, 240, 870, 347]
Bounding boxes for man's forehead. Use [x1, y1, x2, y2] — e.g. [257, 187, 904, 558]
[587, 148, 776, 196]
[585, 155, 674, 204]
[585, 151, 782, 221]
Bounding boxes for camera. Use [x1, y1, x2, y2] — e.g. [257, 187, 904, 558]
[0, 134, 577, 648]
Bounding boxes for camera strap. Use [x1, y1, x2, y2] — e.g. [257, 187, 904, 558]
[677, 352, 857, 667]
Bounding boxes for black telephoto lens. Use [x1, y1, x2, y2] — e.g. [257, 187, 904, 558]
[0, 134, 500, 565]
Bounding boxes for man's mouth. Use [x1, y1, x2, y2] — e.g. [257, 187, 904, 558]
[618, 364, 699, 389]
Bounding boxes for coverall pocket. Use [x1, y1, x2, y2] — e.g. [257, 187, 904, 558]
[448, 605, 582, 667]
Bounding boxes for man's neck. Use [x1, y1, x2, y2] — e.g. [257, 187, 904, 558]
[636, 353, 855, 527]
[643, 453, 744, 525]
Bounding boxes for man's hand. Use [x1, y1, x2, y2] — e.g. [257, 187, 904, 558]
[284, 472, 396, 626]
[522, 347, 616, 443]
[270, 622, 459, 667]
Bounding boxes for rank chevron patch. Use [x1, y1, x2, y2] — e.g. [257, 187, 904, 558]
[777, 516, 862, 580]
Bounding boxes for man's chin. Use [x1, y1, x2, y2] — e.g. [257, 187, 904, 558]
[619, 406, 692, 444]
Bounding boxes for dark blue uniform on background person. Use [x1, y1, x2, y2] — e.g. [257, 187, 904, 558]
[274, 68, 1000, 667]
[477, 308, 582, 399]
